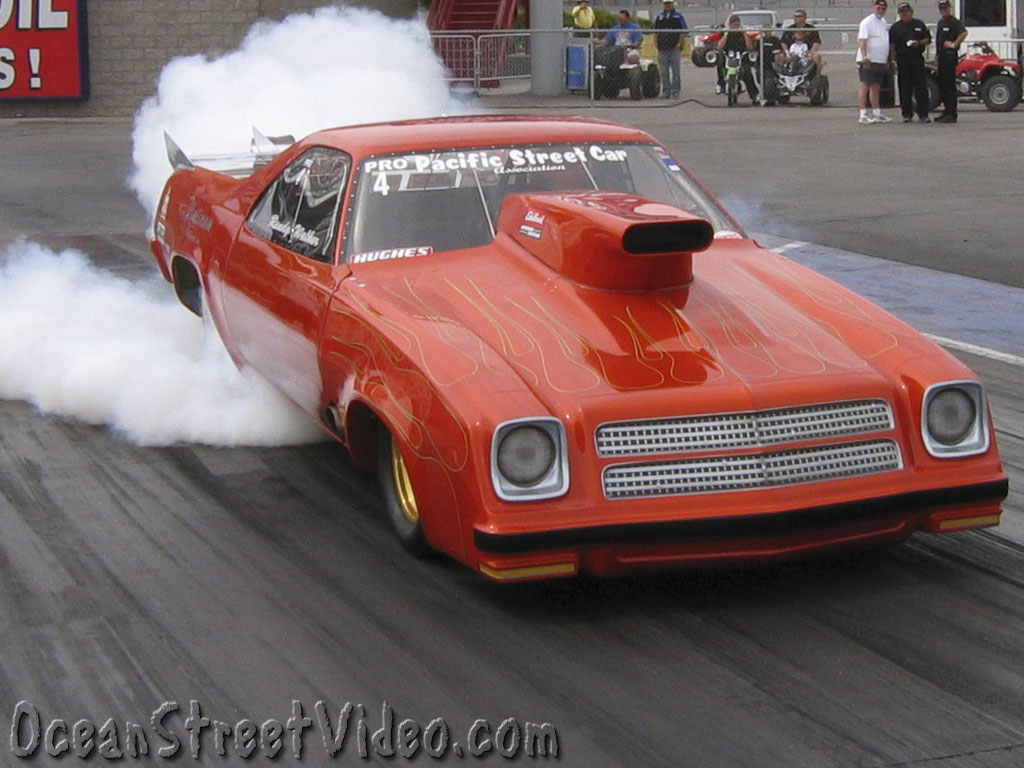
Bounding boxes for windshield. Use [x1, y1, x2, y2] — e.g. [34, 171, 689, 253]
[344, 143, 738, 263]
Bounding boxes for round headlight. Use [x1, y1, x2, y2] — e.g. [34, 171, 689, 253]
[496, 425, 556, 487]
[927, 388, 976, 446]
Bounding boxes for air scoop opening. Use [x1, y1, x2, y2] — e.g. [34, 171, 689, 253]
[499, 191, 716, 292]
[623, 220, 715, 255]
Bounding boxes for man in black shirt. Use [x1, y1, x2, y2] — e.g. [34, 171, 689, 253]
[756, 24, 784, 104]
[934, 0, 967, 122]
[889, 2, 932, 121]
[781, 9, 824, 72]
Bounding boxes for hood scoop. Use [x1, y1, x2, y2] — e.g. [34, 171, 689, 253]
[498, 191, 714, 291]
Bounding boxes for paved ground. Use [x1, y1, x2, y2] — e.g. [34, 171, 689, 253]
[1, 104, 1022, 767]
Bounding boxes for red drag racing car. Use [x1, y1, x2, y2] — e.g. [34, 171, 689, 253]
[151, 116, 1007, 582]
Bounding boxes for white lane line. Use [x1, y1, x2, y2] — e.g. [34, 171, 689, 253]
[771, 240, 809, 254]
[926, 334, 1024, 368]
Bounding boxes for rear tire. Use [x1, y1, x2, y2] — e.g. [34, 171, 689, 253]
[981, 74, 1021, 111]
[692, 45, 715, 67]
[809, 75, 826, 105]
[377, 424, 431, 557]
[642, 64, 660, 98]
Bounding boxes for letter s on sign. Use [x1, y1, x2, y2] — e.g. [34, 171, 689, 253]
[0, 49, 15, 91]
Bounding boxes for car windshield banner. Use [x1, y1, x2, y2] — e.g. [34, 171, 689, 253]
[0, 0, 89, 99]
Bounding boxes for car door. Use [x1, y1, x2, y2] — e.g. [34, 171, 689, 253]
[221, 146, 351, 416]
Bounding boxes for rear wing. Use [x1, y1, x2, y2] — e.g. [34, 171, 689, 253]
[163, 127, 295, 177]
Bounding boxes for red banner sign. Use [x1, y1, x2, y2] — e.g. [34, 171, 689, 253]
[0, 0, 89, 99]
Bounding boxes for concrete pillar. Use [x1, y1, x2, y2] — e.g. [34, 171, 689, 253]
[530, 0, 566, 95]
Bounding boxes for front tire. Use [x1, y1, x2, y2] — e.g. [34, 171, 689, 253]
[377, 424, 431, 556]
[981, 74, 1022, 112]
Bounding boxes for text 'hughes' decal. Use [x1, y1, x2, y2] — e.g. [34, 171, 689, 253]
[350, 246, 432, 264]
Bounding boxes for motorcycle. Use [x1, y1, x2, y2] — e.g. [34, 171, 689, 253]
[722, 49, 756, 105]
[925, 43, 1022, 112]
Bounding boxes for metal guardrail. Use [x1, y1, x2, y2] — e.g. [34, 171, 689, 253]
[430, 28, 1023, 95]
[431, 32, 533, 88]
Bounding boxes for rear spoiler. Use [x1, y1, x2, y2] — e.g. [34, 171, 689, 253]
[163, 127, 295, 177]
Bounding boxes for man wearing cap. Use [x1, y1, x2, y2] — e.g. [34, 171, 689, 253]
[654, 0, 688, 99]
[856, 0, 894, 123]
[889, 2, 932, 121]
[571, 0, 595, 37]
[934, 0, 967, 122]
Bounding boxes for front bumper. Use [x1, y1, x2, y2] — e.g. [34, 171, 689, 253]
[471, 478, 1008, 581]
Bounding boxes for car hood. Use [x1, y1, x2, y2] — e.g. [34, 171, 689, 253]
[344, 193, 943, 420]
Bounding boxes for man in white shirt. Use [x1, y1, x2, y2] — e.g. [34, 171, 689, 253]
[856, 0, 893, 123]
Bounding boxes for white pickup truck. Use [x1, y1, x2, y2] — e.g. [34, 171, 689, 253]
[691, 9, 781, 67]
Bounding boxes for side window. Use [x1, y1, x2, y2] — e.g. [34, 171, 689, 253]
[247, 147, 350, 263]
[962, 0, 1005, 25]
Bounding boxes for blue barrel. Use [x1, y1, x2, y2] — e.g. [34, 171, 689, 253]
[566, 45, 589, 91]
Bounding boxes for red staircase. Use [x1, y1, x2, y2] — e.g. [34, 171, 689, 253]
[427, 0, 522, 86]
[427, 0, 519, 31]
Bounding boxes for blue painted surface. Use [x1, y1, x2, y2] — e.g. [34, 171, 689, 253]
[754, 234, 1024, 360]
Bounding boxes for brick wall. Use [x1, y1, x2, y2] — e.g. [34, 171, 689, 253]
[0, 0, 418, 118]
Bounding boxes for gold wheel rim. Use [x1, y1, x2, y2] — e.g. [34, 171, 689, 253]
[391, 439, 420, 525]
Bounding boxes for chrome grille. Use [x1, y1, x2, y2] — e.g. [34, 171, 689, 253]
[596, 400, 894, 458]
[603, 439, 903, 499]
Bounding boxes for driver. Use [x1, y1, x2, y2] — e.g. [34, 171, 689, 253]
[716, 15, 760, 105]
[781, 9, 824, 72]
[602, 10, 644, 47]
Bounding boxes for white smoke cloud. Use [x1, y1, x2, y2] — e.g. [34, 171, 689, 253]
[1, 4, 472, 447]
[0, 239, 324, 446]
[130, 4, 473, 220]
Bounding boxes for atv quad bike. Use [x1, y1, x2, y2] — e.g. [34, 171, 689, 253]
[925, 42, 1022, 112]
[593, 45, 660, 100]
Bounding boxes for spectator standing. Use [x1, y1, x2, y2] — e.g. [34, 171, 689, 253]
[856, 0, 893, 123]
[654, 0, 688, 99]
[781, 10, 824, 72]
[889, 2, 932, 121]
[716, 15, 759, 105]
[571, 0, 595, 37]
[757, 24, 785, 104]
[603, 10, 644, 47]
[934, 0, 967, 122]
